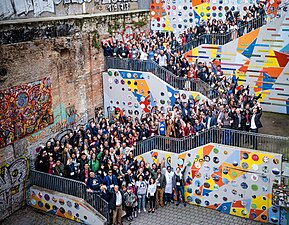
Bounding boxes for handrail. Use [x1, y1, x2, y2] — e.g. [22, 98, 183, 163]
[105, 57, 219, 99]
[175, 2, 289, 54]
[29, 169, 111, 224]
[134, 127, 289, 156]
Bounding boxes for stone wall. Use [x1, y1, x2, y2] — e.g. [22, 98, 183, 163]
[0, 10, 150, 220]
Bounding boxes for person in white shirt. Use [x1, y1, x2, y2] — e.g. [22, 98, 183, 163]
[250, 106, 263, 149]
[147, 178, 157, 213]
[139, 48, 148, 60]
[110, 185, 124, 225]
[157, 50, 168, 67]
[162, 159, 174, 205]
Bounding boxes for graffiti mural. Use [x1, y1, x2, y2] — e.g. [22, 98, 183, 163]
[102, 25, 148, 44]
[138, 144, 282, 224]
[0, 0, 138, 19]
[0, 77, 53, 148]
[95, 0, 137, 12]
[0, 158, 29, 220]
[66, 105, 78, 127]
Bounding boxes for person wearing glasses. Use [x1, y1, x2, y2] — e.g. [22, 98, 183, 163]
[103, 169, 118, 189]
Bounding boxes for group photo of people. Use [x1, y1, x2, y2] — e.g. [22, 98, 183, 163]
[34, 3, 269, 225]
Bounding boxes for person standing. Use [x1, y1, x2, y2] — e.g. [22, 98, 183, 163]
[86, 171, 102, 193]
[147, 178, 157, 213]
[136, 175, 147, 213]
[148, 166, 166, 208]
[124, 184, 137, 222]
[250, 106, 262, 149]
[172, 166, 187, 207]
[109, 185, 124, 225]
[103, 169, 118, 189]
[162, 160, 174, 205]
[220, 109, 233, 145]
[157, 50, 168, 68]
[250, 106, 262, 133]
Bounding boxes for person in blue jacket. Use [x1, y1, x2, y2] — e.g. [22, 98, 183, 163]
[103, 169, 118, 188]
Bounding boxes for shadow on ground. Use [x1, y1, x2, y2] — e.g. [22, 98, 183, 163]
[259, 112, 289, 137]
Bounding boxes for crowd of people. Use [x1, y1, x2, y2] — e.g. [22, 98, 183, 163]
[34, 4, 268, 224]
[35, 116, 190, 225]
[35, 78, 263, 224]
[103, 3, 266, 58]
[102, 3, 267, 96]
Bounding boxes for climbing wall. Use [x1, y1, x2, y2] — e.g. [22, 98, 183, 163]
[150, 0, 281, 35]
[184, 13, 289, 114]
[103, 69, 210, 117]
[137, 144, 283, 224]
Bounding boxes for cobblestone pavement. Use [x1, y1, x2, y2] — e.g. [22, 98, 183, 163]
[2, 206, 79, 225]
[123, 203, 269, 225]
[2, 203, 270, 225]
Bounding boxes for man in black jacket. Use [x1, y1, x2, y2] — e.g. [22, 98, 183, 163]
[231, 108, 245, 146]
[250, 106, 262, 133]
[250, 106, 262, 149]
[109, 185, 124, 225]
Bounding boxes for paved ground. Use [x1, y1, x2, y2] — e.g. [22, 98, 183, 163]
[123, 203, 269, 225]
[3, 204, 269, 225]
[260, 112, 289, 137]
[2, 206, 79, 225]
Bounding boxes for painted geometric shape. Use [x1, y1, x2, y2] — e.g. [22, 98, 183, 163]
[274, 51, 289, 67]
[262, 73, 276, 91]
[237, 28, 260, 54]
[242, 39, 257, 59]
[262, 67, 284, 79]
[280, 43, 289, 53]
[217, 202, 232, 214]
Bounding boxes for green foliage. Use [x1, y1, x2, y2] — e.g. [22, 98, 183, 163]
[132, 19, 147, 28]
[92, 32, 100, 50]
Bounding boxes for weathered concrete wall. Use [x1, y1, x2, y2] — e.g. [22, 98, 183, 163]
[0, 0, 146, 21]
[0, 10, 150, 221]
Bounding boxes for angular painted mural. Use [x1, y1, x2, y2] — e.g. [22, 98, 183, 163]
[184, 13, 289, 114]
[137, 143, 284, 224]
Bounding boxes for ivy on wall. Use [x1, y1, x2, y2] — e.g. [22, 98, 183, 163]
[132, 19, 147, 28]
[91, 31, 100, 51]
[108, 19, 121, 35]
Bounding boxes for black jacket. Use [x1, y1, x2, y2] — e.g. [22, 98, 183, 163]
[65, 164, 77, 180]
[109, 190, 125, 210]
[232, 113, 245, 130]
[251, 110, 263, 129]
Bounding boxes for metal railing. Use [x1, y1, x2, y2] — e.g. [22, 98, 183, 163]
[86, 192, 110, 222]
[105, 57, 219, 99]
[134, 127, 289, 157]
[29, 169, 110, 224]
[175, 16, 264, 54]
[175, 3, 289, 54]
